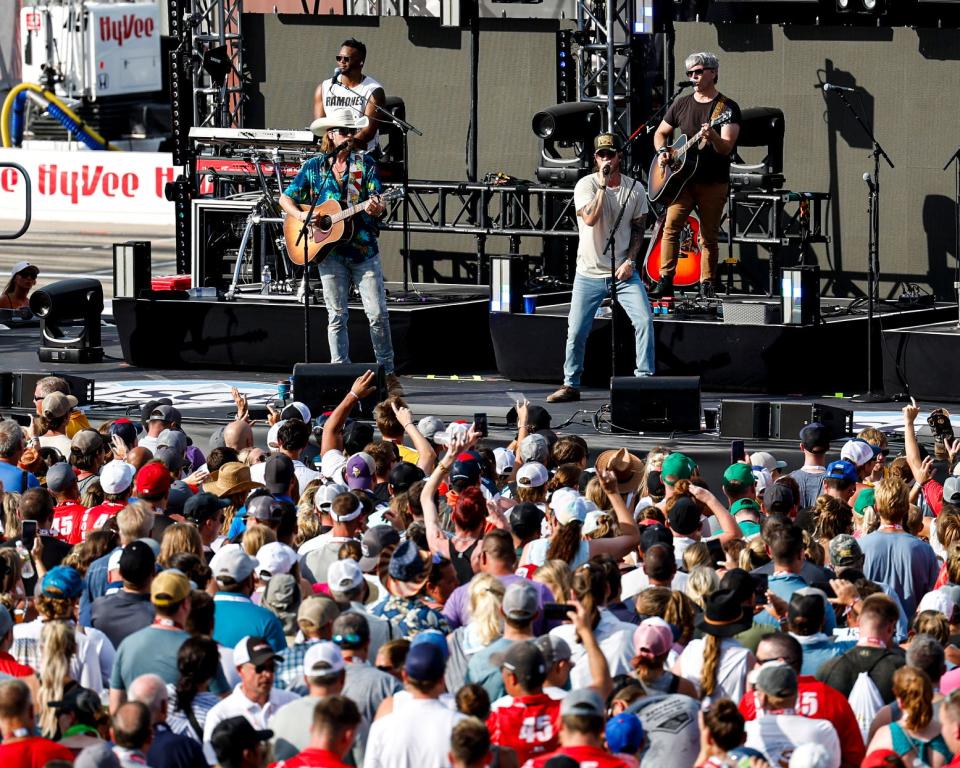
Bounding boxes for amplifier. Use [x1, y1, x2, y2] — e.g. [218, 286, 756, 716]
[722, 300, 782, 325]
[610, 376, 701, 433]
[720, 400, 771, 439]
[769, 402, 852, 442]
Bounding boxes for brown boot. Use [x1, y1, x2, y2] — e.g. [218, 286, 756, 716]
[385, 373, 405, 397]
[546, 385, 580, 403]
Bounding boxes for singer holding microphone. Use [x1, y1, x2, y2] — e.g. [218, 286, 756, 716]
[313, 38, 384, 156]
[279, 107, 403, 397]
[546, 133, 654, 404]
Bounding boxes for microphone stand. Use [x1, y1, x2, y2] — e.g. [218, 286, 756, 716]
[329, 78, 423, 298]
[944, 145, 960, 328]
[827, 87, 894, 403]
[621, 83, 690, 158]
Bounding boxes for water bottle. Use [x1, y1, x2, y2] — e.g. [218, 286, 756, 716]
[262, 265, 272, 295]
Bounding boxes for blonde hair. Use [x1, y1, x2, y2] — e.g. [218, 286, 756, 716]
[912, 611, 950, 645]
[117, 501, 154, 543]
[533, 560, 572, 603]
[583, 476, 612, 511]
[874, 477, 910, 524]
[515, 485, 548, 504]
[684, 566, 719, 610]
[813, 495, 853, 541]
[947, 544, 960, 585]
[467, 574, 505, 645]
[893, 666, 934, 732]
[857, 427, 888, 450]
[701, 634, 722, 697]
[38, 620, 75, 738]
[298, 480, 321, 516]
[2, 492, 20, 540]
[242, 525, 276, 556]
[665, 590, 697, 645]
[937, 507, 960, 549]
[584, 513, 619, 540]
[802, 531, 825, 567]
[739, 537, 770, 571]
[296, 508, 321, 548]
[159, 523, 203, 566]
[682, 542, 712, 572]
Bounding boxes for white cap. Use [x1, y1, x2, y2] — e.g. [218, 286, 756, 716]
[840, 439, 874, 467]
[266, 421, 286, 450]
[100, 460, 136, 495]
[417, 416, 446, 442]
[107, 548, 123, 573]
[750, 451, 787, 473]
[255, 542, 298, 580]
[516, 461, 549, 489]
[434, 421, 469, 447]
[752, 467, 774, 493]
[303, 641, 345, 677]
[319, 450, 347, 484]
[582, 510, 607, 536]
[493, 447, 516, 475]
[918, 588, 955, 619]
[10, 261, 37, 277]
[554, 494, 589, 525]
[211, 545, 258, 582]
[280, 401, 312, 423]
[327, 559, 364, 592]
[315, 483, 349, 513]
[787, 743, 833, 768]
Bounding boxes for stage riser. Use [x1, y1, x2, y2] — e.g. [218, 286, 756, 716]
[882, 322, 960, 402]
[492, 304, 955, 394]
[113, 297, 493, 373]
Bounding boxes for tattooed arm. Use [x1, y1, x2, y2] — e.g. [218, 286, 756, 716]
[577, 180, 607, 227]
[614, 215, 646, 281]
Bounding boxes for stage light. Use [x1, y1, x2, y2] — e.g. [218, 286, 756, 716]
[532, 102, 603, 185]
[836, 0, 850, 9]
[862, 0, 876, 8]
[532, 102, 601, 142]
[29, 278, 104, 363]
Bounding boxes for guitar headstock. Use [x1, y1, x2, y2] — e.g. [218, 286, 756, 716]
[713, 109, 734, 128]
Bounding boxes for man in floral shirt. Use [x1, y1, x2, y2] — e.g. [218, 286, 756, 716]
[370, 540, 450, 638]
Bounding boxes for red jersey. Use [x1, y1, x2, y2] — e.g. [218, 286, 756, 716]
[78, 501, 125, 540]
[738, 674, 865, 768]
[526, 744, 631, 768]
[0, 736, 74, 768]
[52, 501, 86, 545]
[487, 693, 562, 764]
[270, 748, 351, 768]
[0, 651, 34, 678]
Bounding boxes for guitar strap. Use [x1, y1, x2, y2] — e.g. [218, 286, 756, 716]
[710, 94, 728, 123]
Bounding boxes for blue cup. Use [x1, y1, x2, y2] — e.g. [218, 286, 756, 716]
[524, 295, 537, 315]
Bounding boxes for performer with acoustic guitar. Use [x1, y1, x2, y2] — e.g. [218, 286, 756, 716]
[279, 108, 402, 397]
[649, 52, 741, 299]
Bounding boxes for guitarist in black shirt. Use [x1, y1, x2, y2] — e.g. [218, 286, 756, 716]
[649, 52, 741, 299]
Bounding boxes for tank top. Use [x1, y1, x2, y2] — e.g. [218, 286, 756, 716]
[320, 75, 383, 152]
[889, 720, 951, 763]
[450, 538, 480, 585]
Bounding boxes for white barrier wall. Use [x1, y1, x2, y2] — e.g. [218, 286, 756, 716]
[0, 148, 176, 226]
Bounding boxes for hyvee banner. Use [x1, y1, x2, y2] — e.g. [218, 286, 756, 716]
[0, 148, 176, 225]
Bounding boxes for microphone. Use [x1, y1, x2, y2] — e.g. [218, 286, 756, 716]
[676, 80, 694, 88]
[602, 166, 611, 177]
[823, 82, 855, 93]
[863, 172, 876, 191]
[332, 139, 351, 155]
[332, 67, 341, 86]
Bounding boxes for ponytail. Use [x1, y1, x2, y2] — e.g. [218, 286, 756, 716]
[701, 633, 721, 697]
[547, 520, 583, 565]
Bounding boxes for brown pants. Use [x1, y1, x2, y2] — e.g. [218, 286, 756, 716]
[658, 181, 729, 282]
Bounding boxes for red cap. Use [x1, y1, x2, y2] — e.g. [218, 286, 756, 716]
[135, 462, 172, 497]
[860, 751, 902, 768]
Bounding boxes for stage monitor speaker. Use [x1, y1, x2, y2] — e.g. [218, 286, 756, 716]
[11, 372, 95, 409]
[293, 363, 385, 419]
[782, 266, 820, 325]
[719, 400, 770, 439]
[113, 241, 152, 299]
[610, 376, 701, 433]
[769, 402, 852, 442]
[0, 373, 12, 409]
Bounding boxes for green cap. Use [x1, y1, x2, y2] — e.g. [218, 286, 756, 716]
[661, 453, 696, 486]
[853, 487, 875, 514]
[730, 498, 761, 516]
[723, 463, 755, 488]
[738, 520, 761, 537]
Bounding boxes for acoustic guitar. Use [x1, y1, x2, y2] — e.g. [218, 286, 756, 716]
[643, 210, 703, 288]
[646, 109, 733, 205]
[284, 187, 403, 266]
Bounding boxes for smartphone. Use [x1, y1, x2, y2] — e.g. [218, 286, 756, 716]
[730, 439, 746, 464]
[474, 412, 489, 438]
[505, 391, 526, 405]
[543, 602, 574, 622]
[21, 521, 37, 551]
[752, 573, 768, 606]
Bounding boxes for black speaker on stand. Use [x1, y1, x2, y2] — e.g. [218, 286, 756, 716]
[610, 376, 701, 433]
[292, 364, 385, 418]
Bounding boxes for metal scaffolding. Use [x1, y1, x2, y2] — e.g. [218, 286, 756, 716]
[190, 0, 246, 128]
[576, 0, 637, 137]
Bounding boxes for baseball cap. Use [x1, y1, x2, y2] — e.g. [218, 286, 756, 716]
[47, 685, 101, 725]
[328, 559, 364, 592]
[639, 523, 673, 553]
[157, 428, 187, 455]
[42, 392, 77, 420]
[298, 596, 339, 630]
[632, 617, 673, 659]
[451, 453, 482, 484]
[108, 419, 140, 447]
[149, 404, 182, 424]
[417, 415, 445, 442]
[119, 540, 156, 585]
[824, 460, 857, 484]
[359, 525, 401, 572]
[411, 630, 450, 662]
[754, 663, 798, 697]
[594, 133, 623, 153]
[155, 446, 188, 473]
[730, 498, 761, 517]
[518, 434, 549, 464]
[667, 496, 701, 536]
[787, 592, 825, 631]
[71, 429, 104, 454]
[829, 534, 863, 567]
[553, 494, 589, 526]
[344, 452, 375, 490]
[45, 462, 77, 493]
[752, 467, 774, 493]
[854, 487, 876, 514]
[315, 483, 349, 513]
[722, 463, 755, 488]
[343, 422, 374, 455]
[404, 642, 445, 681]
[266, 421, 285, 450]
[502, 580, 540, 622]
[166, 480, 193, 516]
[534, 635, 572, 666]
[516, 462, 549, 489]
[100, 460, 136, 495]
[184, 492, 229, 524]
[605, 713, 644, 755]
[800, 422, 831, 453]
[234, 635, 282, 667]
[841, 439, 876, 467]
[499, 641, 547, 689]
[212, 547, 259, 583]
[151, 569, 191, 606]
[41, 566, 83, 600]
[255, 542, 298, 580]
[248, 495, 284, 524]
[493, 447, 516, 475]
[560, 688, 605, 718]
[303, 641, 344, 677]
[209, 718, 273, 766]
[264, 454, 295, 495]
[135, 462, 172, 497]
[388, 462, 425, 493]
[762, 483, 794, 513]
[944, 477, 960, 505]
[11, 260, 38, 278]
[661, 453, 696, 485]
[509, 502, 544, 540]
[280, 401, 311, 422]
[750, 451, 788, 473]
[434, 421, 469, 447]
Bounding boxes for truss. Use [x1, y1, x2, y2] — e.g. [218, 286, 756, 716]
[191, 0, 245, 128]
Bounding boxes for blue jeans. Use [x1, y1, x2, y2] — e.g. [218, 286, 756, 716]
[562, 271, 655, 387]
[319, 252, 395, 374]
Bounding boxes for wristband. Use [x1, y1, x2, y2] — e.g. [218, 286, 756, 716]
[348, 391, 360, 401]
[657, 147, 669, 155]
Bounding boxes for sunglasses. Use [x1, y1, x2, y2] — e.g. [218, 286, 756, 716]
[686, 68, 712, 76]
[254, 662, 276, 674]
[596, 150, 616, 159]
[329, 128, 356, 136]
[336, 55, 353, 62]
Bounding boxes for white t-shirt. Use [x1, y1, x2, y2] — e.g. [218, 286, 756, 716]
[677, 636, 752, 705]
[249, 457, 318, 497]
[572, 172, 648, 278]
[364, 696, 464, 768]
[620, 567, 689, 600]
[320, 75, 384, 152]
[744, 712, 841, 768]
[549, 608, 635, 689]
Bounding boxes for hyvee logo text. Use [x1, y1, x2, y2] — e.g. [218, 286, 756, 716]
[99, 15, 155, 46]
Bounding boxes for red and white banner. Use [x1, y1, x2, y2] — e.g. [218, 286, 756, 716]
[0, 148, 176, 225]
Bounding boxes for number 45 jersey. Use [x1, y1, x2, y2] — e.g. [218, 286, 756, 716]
[487, 693, 562, 765]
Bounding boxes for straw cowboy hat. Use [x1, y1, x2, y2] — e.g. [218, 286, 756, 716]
[309, 107, 370, 138]
[203, 461, 263, 498]
[595, 448, 644, 494]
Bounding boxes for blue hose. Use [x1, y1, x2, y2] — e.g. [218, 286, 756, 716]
[44, 101, 106, 150]
[8, 89, 107, 150]
[10, 92, 27, 148]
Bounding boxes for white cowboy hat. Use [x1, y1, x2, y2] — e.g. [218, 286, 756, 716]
[309, 107, 370, 138]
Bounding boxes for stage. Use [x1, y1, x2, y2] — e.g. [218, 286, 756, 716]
[882, 319, 960, 402]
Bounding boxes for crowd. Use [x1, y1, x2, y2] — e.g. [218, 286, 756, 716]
[0, 373, 959, 768]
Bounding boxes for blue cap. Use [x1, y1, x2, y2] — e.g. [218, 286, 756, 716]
[824, 459, 858, 484]
[605, 713, 644, 754]
[42, 566, 83, 600]
[410, 629, 450, 661]
[404, 642, 445, 682]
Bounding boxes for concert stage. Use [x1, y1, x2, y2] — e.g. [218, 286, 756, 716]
[492, 297, 955, 395]
[113, 283, 493, 373]
[882, 319, 960, 402]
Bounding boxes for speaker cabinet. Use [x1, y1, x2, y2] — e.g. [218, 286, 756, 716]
[720, 400, 771, 439]
[769, 402, 852, 442]
[610, 376, 701, 433]
[293, 363, 385, 418]
[12, 372, 95, 409]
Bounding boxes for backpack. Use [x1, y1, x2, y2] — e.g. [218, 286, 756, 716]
[848, 654, 887, 742]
